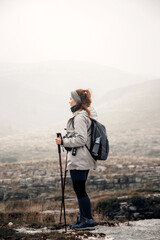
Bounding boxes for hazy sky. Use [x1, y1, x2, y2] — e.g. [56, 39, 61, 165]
[0, 0, 160, 77]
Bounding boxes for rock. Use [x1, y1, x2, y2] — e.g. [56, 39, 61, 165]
[120, 202, 129, 210]
[128, 165, 135, 169]
[8, 222, 13, 227]
[0, 179, 12, 184]
[129, 206, 137, 211]
[133, 212, 140, 218]
[43, 177, 55, 184]
[135, 177, 142, 183]
[114, 179, 119, 184]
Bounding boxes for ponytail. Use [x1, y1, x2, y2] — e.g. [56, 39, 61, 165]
[76, 89, 92, 118]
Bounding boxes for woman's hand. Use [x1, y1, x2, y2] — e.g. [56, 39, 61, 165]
[55, 137, 62, 145]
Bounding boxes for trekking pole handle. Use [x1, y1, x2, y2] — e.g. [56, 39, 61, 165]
[56, 133, 62, 153]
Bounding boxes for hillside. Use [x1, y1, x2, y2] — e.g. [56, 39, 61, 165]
[97, 78, 160, 128]
[0, 61, 151, 135]
[95, 79, 160, 158]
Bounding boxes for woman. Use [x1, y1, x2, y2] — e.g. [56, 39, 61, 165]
[55, 89, 98, 231]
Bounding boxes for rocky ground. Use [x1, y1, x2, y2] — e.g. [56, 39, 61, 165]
[62, 219, 160, 240]
[0, 219, 160, 240]
[0, 156, 160, 203]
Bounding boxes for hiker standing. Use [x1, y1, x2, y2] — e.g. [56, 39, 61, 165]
[55, 89, 98, 231]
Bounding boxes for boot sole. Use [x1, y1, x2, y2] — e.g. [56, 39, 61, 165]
[72, 226, 95, 231]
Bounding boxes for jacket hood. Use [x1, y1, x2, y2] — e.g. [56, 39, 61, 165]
[75, 106, 98, 120]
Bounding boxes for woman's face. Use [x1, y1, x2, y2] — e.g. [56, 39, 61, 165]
[69, 97, 77, 107]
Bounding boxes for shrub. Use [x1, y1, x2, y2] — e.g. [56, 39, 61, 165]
[96, 198, 120, 219]
[129, 196, 145, 208]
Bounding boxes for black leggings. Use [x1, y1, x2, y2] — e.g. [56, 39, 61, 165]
[72, 180, 88, 199]
[70, 169, 92, 219]
[70, 170, 89, 199]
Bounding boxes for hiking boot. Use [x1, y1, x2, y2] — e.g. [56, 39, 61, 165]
[69, 216, 81, 229]
[71, 217, 95, 231]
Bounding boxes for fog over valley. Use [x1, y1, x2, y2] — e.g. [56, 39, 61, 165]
[0, 61, 159, 162]
[0, 61, 155, 135]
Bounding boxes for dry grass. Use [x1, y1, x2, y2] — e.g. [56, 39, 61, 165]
[1, 187, 159, 227]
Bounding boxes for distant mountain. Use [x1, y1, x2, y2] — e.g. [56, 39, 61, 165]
[0, 61, 151, 96]
[0, 61, 153, 136]
[97, 78, 160, 129]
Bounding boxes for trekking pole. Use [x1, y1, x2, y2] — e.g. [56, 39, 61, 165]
[60, 151, 68, 225]
[56, 133, 67, 232]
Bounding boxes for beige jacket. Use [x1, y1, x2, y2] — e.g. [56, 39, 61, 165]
[62, 107, 98, 170]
